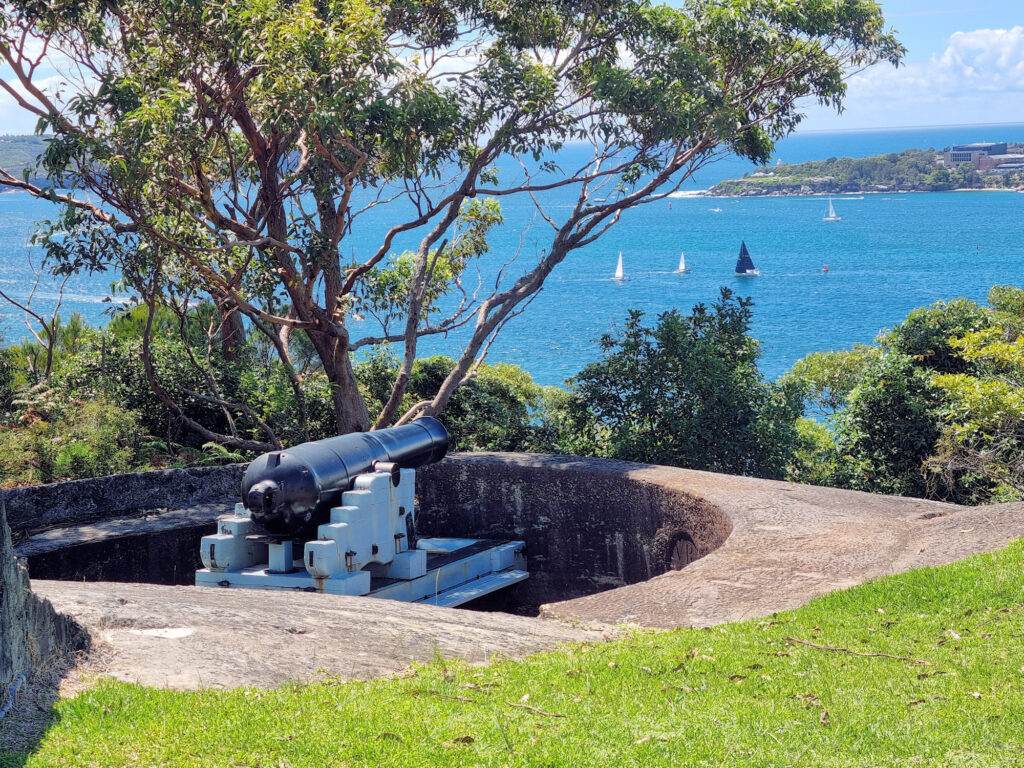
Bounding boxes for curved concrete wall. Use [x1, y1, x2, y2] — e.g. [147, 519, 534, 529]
[416, 453, 733, 606]
[8, 465, 244, 585]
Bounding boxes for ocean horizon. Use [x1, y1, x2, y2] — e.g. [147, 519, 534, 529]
[2, 122, 1024, 385]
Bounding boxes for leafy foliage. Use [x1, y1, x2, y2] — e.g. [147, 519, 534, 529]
[0, 0, 903, 440]
[0, 398, 147, 485]
[786, 287, 1024, 504]
[830, 354, 942, 497]
[880, 297, 990, 374]
[787, 416, 838, 487]
[356, 350, 544, 452]
[542, 290, 802, 478]
[780, 344, 880, 418]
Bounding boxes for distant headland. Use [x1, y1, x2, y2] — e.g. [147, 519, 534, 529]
[708, 142, 1024, 197]
[0, 135, 47, 185]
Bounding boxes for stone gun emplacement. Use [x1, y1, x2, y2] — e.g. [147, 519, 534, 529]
[195, 418, 528, 606]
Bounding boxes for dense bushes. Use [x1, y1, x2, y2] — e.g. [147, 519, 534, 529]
[0, 305, 552, 484]
[0, 398, 147, 484]
[0, 290, 807, 486]
[356, 348, 545, 452]
[785, 285, 1024, 504]
[829, 354, 942, 497]
[7, 284, 1024, 508]
[534, 289, 803, 479]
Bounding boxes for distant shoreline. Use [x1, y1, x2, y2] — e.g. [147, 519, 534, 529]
[671, 187, 1023, 199]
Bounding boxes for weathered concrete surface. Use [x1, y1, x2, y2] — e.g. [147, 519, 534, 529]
[19, 502, 232, 585]
[536, 461, 1024, 628]
[31, 581, 605, 690]
[5, 464, 243, 535]
[418, 454, 732, 607]
[17, 453, 1024, 692]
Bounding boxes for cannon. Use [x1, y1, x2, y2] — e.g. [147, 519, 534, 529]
[197, 416, 528, 604]
[241, 416, 449, 537]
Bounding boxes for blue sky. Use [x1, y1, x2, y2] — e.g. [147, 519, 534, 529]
[0, 0, 1022, 135]
[800, 0, 1024, 130]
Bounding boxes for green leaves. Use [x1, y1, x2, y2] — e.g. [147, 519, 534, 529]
[1, 0, 903, 436]
[357, 198, 503, 329]
[552, 288, 802, 478]
[787, 285, 1024, 505]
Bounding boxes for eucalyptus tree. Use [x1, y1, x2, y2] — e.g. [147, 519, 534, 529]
[0, 0, 902, 446]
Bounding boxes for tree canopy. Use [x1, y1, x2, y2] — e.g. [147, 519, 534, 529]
[0, 0, 902, 445]
[542, 289, 803, 478]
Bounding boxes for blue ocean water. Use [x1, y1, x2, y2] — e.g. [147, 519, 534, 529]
[2, 122, 1024, 384]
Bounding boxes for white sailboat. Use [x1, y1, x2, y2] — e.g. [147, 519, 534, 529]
[823, 198, 841, 222]
[613, 251, 625, 281]
[675, 251, 690, 274]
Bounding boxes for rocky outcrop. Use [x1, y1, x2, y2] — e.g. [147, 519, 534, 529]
[0, 495, 87, 716]
[33, 581, 604, 690]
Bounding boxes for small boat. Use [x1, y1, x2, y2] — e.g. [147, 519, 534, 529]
[734, 241, 760, 276]
[675, 251, 690, 274]
[823, 198, 841, 221]
[822, 264, 829, 273]
[710, 207, 723, 212]
[612, 251, 626, 281]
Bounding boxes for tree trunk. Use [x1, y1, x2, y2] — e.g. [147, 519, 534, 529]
[308, 327, 370, 434]
[219, 304, 246, 362]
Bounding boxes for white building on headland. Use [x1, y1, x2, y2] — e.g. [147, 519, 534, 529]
[940, 142, 1024, 172]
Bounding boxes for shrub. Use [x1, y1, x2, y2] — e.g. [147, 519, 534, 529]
[0, 399, 147, 485]
[881, 297, 989, 374]
[407, 356, 543, 451]
[831, 354, 941, 497]
[548, 290, 802, 478]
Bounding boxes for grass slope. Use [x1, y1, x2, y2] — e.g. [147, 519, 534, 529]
[4, 540, 1024, 767]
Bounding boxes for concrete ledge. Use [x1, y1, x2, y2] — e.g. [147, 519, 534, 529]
[4, 464, 244, 534]
[12, 453, 1024, 692]
[538, 464, 1024, 628]
[18, 502, 233, 585]
[31, 581, 605, 690]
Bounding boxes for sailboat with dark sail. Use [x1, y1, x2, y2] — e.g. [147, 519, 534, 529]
[734, 240, 760, 276]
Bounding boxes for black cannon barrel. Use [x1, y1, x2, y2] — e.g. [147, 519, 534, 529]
[241, 416, 449, 536]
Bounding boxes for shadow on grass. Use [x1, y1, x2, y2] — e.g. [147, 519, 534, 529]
[0, 647, 86, 766]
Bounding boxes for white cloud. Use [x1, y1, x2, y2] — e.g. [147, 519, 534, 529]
[801, 26, 1024, 129]
[852, 26, 1024, 98]
[0, 69, 98, 134]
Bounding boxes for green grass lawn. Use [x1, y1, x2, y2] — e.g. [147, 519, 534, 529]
[4, 540, 1024, 767]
